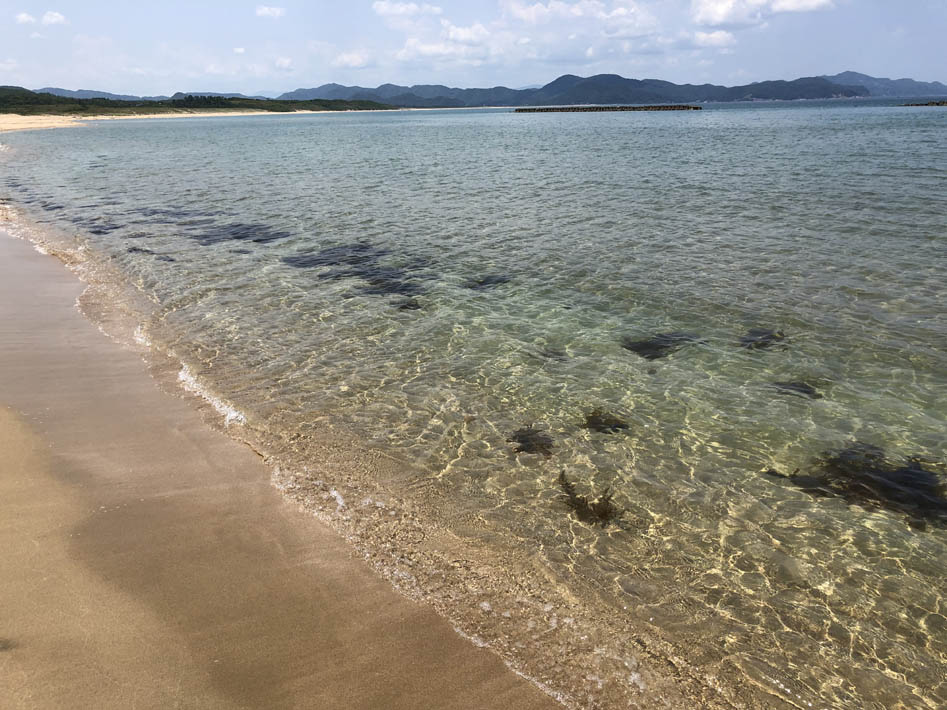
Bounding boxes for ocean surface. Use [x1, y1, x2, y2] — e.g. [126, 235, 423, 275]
[2, 99, 946, 709]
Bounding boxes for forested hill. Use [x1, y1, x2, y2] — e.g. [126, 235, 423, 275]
[0, 86, 394, 115]
[278, 73, 869, 108]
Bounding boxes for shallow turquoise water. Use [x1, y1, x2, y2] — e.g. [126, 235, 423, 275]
[3, 101, 946, 708]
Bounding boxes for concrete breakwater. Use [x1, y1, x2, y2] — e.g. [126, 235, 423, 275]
[514, 104, 702, 113]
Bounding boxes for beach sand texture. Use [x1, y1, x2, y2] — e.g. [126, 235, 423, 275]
[0, 231, 560, 709]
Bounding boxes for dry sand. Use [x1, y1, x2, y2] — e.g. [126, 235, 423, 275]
[0, 111, 311, 133]
[0, 230, 560, 709]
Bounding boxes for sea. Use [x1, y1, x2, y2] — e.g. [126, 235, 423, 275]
[2, 98, 945, 709]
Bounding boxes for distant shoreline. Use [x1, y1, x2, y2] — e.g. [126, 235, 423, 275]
[0, 106, 513, 134]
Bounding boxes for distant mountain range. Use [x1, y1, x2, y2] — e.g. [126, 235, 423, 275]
[35, 88, 272, 102]
[33, 71, 947, 109]
[277, 74, 870, 107]
[36, 87, 171, 101]
[820, 72, 947, 98]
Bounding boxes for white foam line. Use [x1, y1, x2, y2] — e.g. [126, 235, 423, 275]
[177, 363, 246, 426]
[133, 324, 152, 348]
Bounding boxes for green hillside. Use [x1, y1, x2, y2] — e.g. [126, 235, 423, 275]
[0, 86, 394, 115]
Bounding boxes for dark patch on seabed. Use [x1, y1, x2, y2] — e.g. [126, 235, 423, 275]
[621, 331, 702, 360]
[771, 381, 823, 399]
[0, 638, 16, 652]
[740, 328, 786, 350]
[558, 471, 623, 527]
[464, 274, 511, 290]
[538, 347, 568, 362]
[191, 222, 293, 246]
[282, 242, 391, 269]
[765, 442, 947, 530]
[282, 241, 430, 299]
[507, 425, 555, 456]
[583, 409, 629, 434]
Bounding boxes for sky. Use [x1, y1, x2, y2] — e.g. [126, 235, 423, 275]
[1, 1, 945, 95]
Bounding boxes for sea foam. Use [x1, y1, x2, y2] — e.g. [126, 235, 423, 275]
[178, 363, 247, 426]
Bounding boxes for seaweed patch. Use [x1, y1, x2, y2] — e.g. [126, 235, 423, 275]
[558, 471, 623, 527]
[192, 222, 292, 246]
[771, 381, 823, 399]
[283, 242, 429, 299]
[740, 328, 786, 350]
[508, 425, 555, 456]
[621, 332, 702, 360]
[464, 274, 511, 290]
[583, 409, 629, 434]
[764, 442, 947, 529]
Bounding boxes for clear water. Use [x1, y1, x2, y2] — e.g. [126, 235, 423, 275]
[2, 101, 946, 709]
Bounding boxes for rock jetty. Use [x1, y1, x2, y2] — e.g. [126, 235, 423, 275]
[515, 105, 701, 113]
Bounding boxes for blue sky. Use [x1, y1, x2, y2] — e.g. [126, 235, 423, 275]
[1, 1, 945, 94]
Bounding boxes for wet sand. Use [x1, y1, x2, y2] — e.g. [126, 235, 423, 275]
[0, 230, 560, 709]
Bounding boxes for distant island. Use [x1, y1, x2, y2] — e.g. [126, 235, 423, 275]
[5, 71, 946, 115]
[0, 87, 395, 116]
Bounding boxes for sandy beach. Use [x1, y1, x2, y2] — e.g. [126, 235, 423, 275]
[0, 111, 321, 133]
[0, 230, 560, 709]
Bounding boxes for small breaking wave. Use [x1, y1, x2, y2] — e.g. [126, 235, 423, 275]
[177, 363, 247, 426]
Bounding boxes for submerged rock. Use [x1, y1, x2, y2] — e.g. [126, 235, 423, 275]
[191, 222, 292, 246]
[538, 347, 568, 362]
[282, 242, 391, 269]
[771, 381, 823, 399]
[621, 332, 702, 360]
[583, 409, 629, 434]
[558, 471, 623, 527]
[740, 328, 786, 350]
[283, 242, 430, 298]
[764, 442, 947, 529]
[464, 274, 511, 290]
[507, 425, 555, 456]
[396, 298, 423, 311]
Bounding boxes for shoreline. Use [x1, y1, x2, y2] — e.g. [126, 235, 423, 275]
[0, 106, 511, 134]
[0, 175, 775, 709]
[0, 227, 562, 709]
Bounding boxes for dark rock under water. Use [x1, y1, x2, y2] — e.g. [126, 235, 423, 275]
[193, 222, 293, 246]
[621, 332, 702, 360]
[282, 242, 391, 269]
[464, 274, 511, 290]
[583, 409, 629, 434]
[765, 442, 947, 529]
[740, 328, 786, 350]
[771, 381, 823, 399]
[508, 425, 555, 456]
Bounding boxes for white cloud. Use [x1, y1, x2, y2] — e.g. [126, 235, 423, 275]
[41, 11, 67, 25]
[331, 50, 373, 68]
[233, 47, 246, 54]
[30, 32, 45, 39]
[15, 12, 36, 24]
[771, 0, 833, 10]
[372, 1, 442, 16]
[0, 58, 18, 72]
[256, 6, 286, 18]
[395, 37, 489, 63]
[443, 21, 490, 45]
[691, 0, 832, 26]
[275, 56, 292, 69]
[694, 29, 735, 46]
